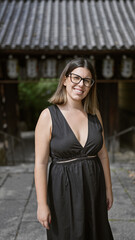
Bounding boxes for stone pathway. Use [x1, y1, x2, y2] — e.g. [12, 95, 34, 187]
[109, 163, 135, 240]
[0, 162, 135, 240]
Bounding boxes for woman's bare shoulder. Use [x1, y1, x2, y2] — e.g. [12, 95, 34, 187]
[35, 108, 52, 132]
[40, 108, 51, 119]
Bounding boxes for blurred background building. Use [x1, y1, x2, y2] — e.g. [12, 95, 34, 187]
[0, 0, 135, 164]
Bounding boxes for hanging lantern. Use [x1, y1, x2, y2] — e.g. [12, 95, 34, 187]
[121, 55, 133, 78]
[26, 58, 38, 78]
[50, 59, 57, 78]
[42, 59, 57, 78]
[102, 56, 114, 79]
[7, 56, 19, 79]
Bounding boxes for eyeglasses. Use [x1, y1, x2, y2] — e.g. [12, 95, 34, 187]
[68, 73, 95, 87]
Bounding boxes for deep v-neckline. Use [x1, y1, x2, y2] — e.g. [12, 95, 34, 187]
[55, 105, 89, 149]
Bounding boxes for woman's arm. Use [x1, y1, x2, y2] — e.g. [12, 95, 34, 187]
[34, 108, 52, 229]
[96, 109, 113, 210]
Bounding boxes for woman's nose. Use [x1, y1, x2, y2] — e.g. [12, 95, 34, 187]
[78, 79, 84, 87]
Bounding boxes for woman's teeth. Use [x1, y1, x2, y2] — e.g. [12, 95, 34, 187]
[74, 88, 83, 93]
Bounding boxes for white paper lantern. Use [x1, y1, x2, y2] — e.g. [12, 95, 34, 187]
[102, 56, 114, 79]
[42, 59, 57, 78]
[7, 58, 18, 79]
[47, 59, 53, 77]
[26, 59, 38, 78]
[121, 56, 133, 78]
[50, 59, 57, 78]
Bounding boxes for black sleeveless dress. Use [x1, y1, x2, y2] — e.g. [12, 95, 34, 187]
[47, 104, 114, 240]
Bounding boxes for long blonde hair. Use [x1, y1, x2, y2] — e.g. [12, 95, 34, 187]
[48, 58, 98, 114]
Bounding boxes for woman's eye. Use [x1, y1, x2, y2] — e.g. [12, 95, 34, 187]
[84, 79, 89, 83]
[85, 79, 90, 83]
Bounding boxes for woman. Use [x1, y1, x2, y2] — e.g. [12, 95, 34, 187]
[35, 58, 114, 240]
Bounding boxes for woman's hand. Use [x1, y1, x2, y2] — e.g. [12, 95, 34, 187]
[37, 204, 51, 229]
[106, 188, 113, 211]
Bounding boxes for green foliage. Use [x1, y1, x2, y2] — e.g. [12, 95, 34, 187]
[18, 79, 58, 129]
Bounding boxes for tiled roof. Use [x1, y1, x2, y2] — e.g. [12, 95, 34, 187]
[0, 0, 135, 51]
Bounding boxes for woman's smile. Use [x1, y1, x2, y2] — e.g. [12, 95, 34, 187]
[73, 87, 84, 94]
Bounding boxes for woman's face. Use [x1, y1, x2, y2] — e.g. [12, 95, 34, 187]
[64, 67, 93, 103]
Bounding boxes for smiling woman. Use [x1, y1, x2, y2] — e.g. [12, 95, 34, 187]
[49, 58, 98, 115]
[35, 58, 114, 240]
[63, 67, 94, 108]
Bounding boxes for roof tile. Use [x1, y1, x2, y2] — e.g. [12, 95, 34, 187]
[0, 0, 134, 50]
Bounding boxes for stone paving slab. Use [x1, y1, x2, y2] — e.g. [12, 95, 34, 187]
[22, 188, 37, 221]
[0, 172, 8, 187]
[0, 164, 34, 174]
[0, 199, 25, 240]
[108, 193, 135, 221]
[0, 173, 33, 200]
[114, 168, 135, 204]
[110, 221, 135, 240]
[111, 162, 135, 170]
[16, 221, 47, 240]
[109, 170, 135, 221]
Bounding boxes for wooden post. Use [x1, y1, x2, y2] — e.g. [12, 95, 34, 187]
[4, 83, 19, 136]
[98, 82, 119, 142]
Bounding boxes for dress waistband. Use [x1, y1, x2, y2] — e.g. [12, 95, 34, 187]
[55, 155, 97, 164]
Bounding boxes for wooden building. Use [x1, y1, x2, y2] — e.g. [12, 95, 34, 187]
[0, 0, 135, 141]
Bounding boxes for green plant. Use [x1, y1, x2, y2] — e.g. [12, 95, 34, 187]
[18, 78, 58, 129]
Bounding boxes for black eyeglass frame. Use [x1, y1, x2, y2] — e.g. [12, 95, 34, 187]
[67, 73, 95, 87]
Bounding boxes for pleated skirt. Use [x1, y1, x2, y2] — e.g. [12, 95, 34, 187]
[47, 156, 114, 240]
